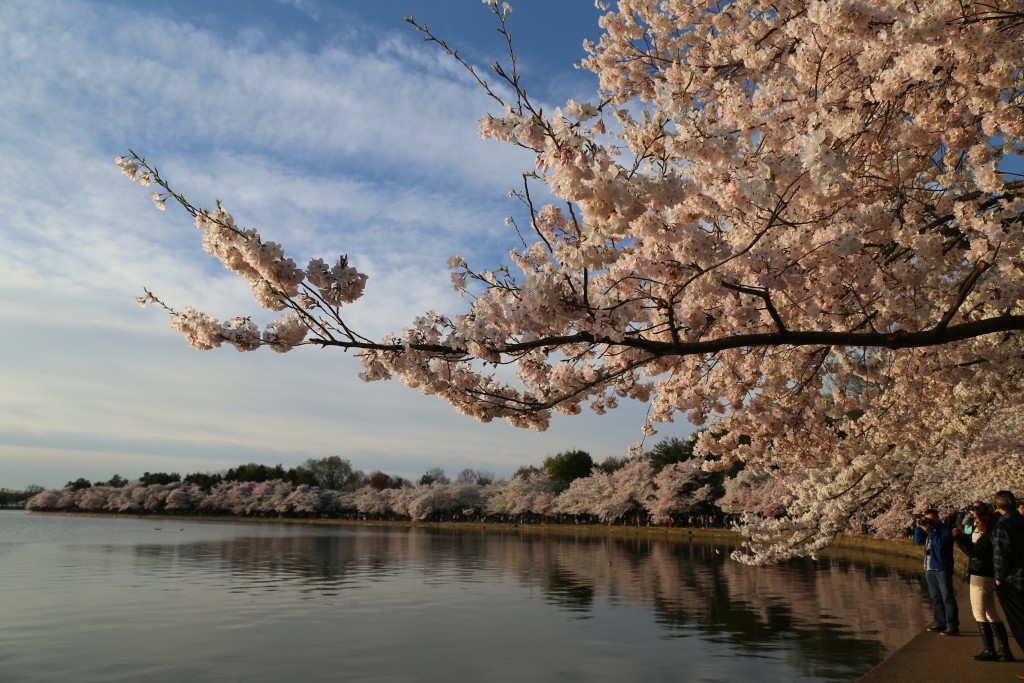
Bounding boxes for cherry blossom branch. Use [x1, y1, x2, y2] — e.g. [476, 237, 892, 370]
[118, 0, 1024, 563]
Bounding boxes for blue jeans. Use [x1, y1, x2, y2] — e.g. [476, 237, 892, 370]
[925, 569, 959, 630]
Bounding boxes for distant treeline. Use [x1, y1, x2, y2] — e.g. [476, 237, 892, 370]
[52, 438, 720, 496]
[1, 486, 45, 508]
[23, 439, 763, 527]
[60, 456, 415, 495]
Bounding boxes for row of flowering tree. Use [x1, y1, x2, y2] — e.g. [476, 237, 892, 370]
[31, 427, 1023, 534]
[26, 456, 735, 525]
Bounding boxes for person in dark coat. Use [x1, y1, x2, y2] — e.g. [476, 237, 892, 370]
[953, 503, 1015, 661]
[992, 491, 1024, 680]
[914, 508, 959, 635]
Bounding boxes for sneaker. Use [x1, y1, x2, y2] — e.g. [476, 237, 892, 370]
[940, 628, 960, 636]
[926, 624, 946, 632]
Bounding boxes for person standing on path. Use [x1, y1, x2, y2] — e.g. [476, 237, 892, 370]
[915, 508, 960, 636]
[952, 504, 1015, 661]
[992, 491, 1024, 679]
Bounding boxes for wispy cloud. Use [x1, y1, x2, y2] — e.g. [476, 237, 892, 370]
[0, 0, 684, 489]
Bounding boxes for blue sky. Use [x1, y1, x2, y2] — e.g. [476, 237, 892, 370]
[0, 0, 696, 489]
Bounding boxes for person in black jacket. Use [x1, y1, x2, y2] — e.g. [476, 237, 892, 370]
[993, 491, 1024, 681]
[953, 503, 1015, 661]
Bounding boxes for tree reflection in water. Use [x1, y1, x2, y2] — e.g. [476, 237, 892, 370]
[112, 525, 926, 679]
[4, 514, 937, 682]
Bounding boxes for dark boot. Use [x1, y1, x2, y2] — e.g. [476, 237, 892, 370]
[994, 621, 1016, 662]
[974, 622, 998, 661]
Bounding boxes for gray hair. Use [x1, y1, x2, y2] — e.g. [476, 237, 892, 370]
[994, 490, 1018, 512]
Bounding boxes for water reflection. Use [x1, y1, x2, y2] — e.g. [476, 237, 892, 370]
[111, 526, 925, 654]
[2, 516, 930, 683]
[544, 566, 596, 613]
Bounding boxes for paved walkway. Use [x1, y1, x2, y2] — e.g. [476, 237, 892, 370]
[858, 585, 1022, 682]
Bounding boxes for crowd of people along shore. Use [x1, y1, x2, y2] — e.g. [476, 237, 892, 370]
[913, 491, 1024, 680]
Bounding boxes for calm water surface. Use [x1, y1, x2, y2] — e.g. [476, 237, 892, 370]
[0, 512, 930, 682]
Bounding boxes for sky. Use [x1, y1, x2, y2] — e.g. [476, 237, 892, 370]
[0, 0, 698, 490]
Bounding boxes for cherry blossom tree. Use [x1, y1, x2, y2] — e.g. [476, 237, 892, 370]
[484, 471, 556, 518]
[556, 469, 625, 522]
[105, 483, 142, 513]
[839, 403, 1024, 539]
[449, 481, 485, 518]
[163, 483, 203, 513]
[387, 486, 416, 520]
[141, 483, 176, 513]
[353, 485, 388, 517]
[282, 484, 321, 515]
[647, 459, 713, 523]
[717, 466, 795, 519]
[25, 489, 63, 511]
[249, 480, 293, 515]
[327, 489, 356, 516]
[118, 0, 1024, 562]
[198, 480, 236, 514]
[608, 456, 656, 521]
[76, 485, 114, 512]
[407, 485, 445, 521]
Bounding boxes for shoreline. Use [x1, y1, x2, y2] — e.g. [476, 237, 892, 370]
[26, 509, 925, 565]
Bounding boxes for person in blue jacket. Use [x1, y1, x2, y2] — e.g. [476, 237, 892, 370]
[914, 508, 959, 635]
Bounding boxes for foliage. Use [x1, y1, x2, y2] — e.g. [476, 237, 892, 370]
[140, 472, 181, 486]
[96, 474, 128, 488]
[183, 472, 224, 492]
[368, 471, 407, 490]
[543, 449, 594, 493]
[512, 465, 540, 479]
[224, 463, 287, 483]
[456, 468, 496, 485]
[419, 467, 450, 486]
[303, 456, 354, 491]
[0, 485, 44, 508]
[597, 455, 629, 473]
[646, 437, 695, 473]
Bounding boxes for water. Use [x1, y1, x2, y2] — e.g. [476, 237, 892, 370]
[0, 511, 930, 682]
